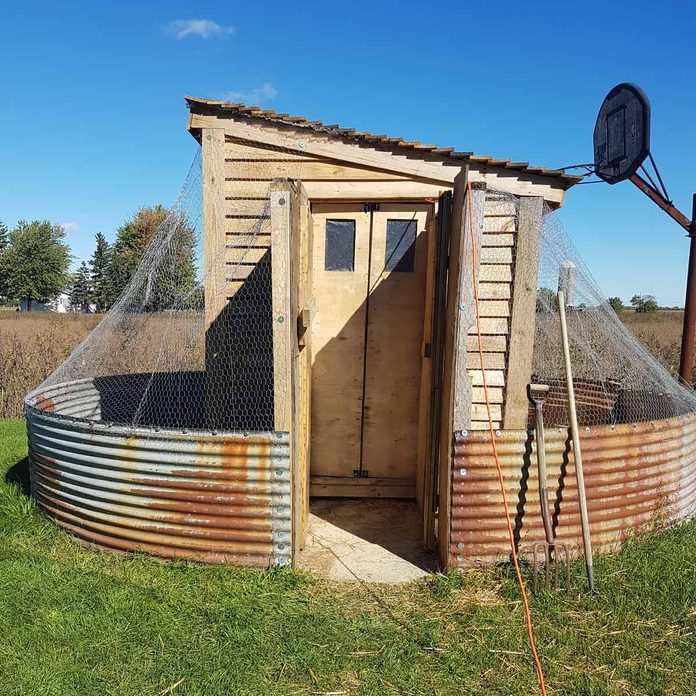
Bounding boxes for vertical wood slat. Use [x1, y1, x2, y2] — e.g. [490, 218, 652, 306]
[293, 184, 312, 557]
[270, 180, 294, 433]
[202, 129, 227, 329]
[502, 196, 544, 428]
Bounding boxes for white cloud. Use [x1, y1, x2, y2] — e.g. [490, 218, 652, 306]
[60, 221, 79, 233]
[165, 19, 234, 40]
[221, 83, 278, 105]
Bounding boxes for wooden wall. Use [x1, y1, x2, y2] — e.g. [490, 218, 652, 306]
[224, 138, 447, 301]
[463, 193, 543, 432]
[465, 194, 516, 431]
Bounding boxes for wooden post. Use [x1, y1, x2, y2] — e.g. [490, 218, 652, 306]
[270, 179, 314, 563]
[202, 129, 227, 429]
[269, 180, 294, 433]
[438, 169, 489, 568]
[293, 184, 312, 555]
[202, 129, 226, 330]
[503, 196, 544, 429]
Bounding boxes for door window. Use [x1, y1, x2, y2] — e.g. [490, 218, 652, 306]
[325, 219, 355, 271]
[385, 219, 416, 272]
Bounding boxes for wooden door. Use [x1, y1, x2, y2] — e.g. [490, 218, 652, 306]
[361, 205, 432, 480]
[310, 202, 432, 492]
[310, 204, 371, 477]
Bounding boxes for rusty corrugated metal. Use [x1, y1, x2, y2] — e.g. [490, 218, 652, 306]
[450, 414, 696, 567]
[25, 380, 291, 567]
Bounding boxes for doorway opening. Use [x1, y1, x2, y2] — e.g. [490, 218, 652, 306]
[301, 201, 439, 579]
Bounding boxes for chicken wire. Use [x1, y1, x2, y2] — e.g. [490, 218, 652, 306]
[27, 146, 294, 433]
[530, 204, 696, 427]
[25, 132, 696, 436]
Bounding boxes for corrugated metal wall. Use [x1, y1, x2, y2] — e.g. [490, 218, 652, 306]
[449, 414, 696, 567]
[26, 380, 292, 567]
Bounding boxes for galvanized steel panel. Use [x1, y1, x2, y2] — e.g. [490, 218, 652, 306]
[25, 380, 292, 567]
[450, 414, 696, 567]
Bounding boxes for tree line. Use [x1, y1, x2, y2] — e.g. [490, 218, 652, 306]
[0, 207, 197, 312]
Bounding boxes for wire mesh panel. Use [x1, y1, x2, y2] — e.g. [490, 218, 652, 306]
[28, 143, 310, 434]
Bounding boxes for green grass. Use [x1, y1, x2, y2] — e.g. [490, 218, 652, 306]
[1, 419, 695, 695]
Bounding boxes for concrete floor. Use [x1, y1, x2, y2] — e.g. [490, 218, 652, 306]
[298, 498, 438, 583]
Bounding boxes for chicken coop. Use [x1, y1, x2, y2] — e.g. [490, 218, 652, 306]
[24, 98, 696, 571]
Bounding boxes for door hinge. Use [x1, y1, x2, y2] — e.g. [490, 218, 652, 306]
[363, 202, 380, 213]
[353, 469, 369, 478]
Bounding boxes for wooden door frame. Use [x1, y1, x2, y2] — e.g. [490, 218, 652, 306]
[270, 179, 313, 565]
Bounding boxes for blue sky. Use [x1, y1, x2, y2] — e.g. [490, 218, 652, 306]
[1, 0, 695, 305]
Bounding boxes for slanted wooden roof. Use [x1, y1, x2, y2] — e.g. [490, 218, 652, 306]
[186, 96, 582, 189]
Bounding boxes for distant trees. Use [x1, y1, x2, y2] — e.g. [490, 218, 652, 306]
[101, 206, 197, 311]
[631, 294, 658, 314]
[536, 287, 558, 312]
[90, 232, 111, 312]
[608, 297, 624, 312]
[0, 206, 197, 313]
[0, 220, 71, 311]
[0, 221, 8, 300]
[70, 261, 92, 312]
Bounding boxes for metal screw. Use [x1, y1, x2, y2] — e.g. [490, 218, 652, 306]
[278, 197, 286, 206]
[275, 468, 283, 476]
[277, 315, 284, 323]
[459, 468, 467, 476]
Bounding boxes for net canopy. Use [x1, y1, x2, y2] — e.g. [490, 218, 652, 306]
[25, 147, 696, 434]
[531, 203, 696, 427]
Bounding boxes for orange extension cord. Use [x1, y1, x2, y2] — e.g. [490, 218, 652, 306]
[466, 181, 548, 696]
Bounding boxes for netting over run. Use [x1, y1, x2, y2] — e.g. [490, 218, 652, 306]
[530, 203, 696, 427]
[31, 150, 281, 432]
[26, 148, 696, 434]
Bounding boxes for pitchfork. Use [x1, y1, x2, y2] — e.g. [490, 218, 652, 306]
[527, 383, 571, 592]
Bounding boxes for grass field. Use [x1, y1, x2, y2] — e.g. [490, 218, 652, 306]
[1, 419, 695, 695]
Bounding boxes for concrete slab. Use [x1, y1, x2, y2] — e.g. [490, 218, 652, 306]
[298, 499, 438, 583]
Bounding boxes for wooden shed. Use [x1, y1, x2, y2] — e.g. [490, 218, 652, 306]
[186, 97, 581, 569]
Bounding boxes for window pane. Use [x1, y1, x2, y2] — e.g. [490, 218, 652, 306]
[385, 219, 416, 272]
[325, 219, 355, 271]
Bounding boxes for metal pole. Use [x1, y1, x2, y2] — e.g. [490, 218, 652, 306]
[558, 290, 595, 592]
[678, 193, 696, 387]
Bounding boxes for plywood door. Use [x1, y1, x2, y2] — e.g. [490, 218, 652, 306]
[310, 204, 371, 477]
[361, 204, 432, 480]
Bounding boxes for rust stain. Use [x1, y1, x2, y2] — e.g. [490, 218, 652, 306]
[27, 392, 289, 566]
[449, 414, 696, 567]
[36, 394, 55, 412]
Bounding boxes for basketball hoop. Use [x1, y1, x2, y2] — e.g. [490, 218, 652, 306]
[592, 82, 696, 386]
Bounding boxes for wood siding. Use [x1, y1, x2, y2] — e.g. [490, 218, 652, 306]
[223, 137, 447, 301]
[465, 194, 517, 431]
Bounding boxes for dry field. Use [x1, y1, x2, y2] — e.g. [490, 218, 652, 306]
[620, 309, 687, 378]
[0, 307, 691, 419]
[0, 311, 100, 418]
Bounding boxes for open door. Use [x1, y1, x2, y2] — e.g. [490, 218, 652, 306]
[420, 190, 452, 550]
